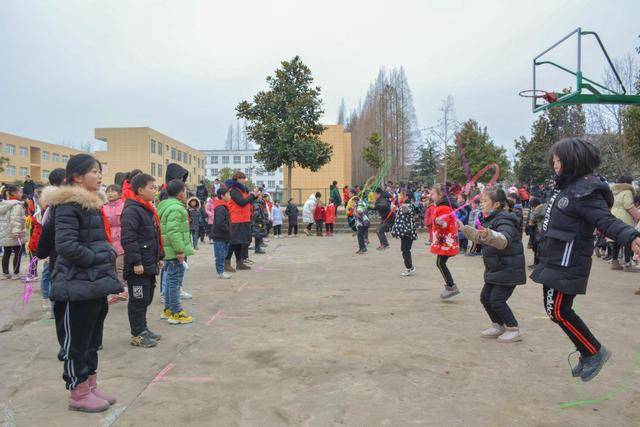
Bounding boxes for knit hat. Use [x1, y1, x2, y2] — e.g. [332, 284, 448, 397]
[65, 154, 100, 184]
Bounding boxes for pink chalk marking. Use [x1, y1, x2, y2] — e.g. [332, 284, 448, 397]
[161, 376, 213, 383]
[142, 363, 175, 394]
[236, 282, 249, 292]
[223, 315, 253, 319]
[206, 308, 224, 326]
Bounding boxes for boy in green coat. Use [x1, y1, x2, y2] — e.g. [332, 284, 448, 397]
[157, 180, 195, 324]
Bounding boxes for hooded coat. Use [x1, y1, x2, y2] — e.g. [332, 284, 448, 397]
[187, 197, 202, 232]
[157, 197, 195, 260]
[46, 186, 122, 301]
[0, 199, 26, 247]
[611, 183, 638, 226]
[302, 194, 317, 224]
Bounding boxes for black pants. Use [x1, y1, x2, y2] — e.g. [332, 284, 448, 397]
[288, 223, 298, 235]
[306, 222, 313, 232]
[543, 286, 601, 357]
[400, 236, 414, 269]
[127, 278, 156, 336]
[326, 223, 334, 233]
[2, 245, 22, 274]
[480, 283, 517, 327]
[377, 221, 391, 247]
[274, 224, 281, 236]
[357, 226, 369, 250]
[612, 243, 631, 263]
[226, 243, 243, 262]
[436, 255, 455, 287]
[54, 297, 108, 390]
[458, 234, 468, 252]
[316, 220, 324, 235]
[255, 236, 263, 252]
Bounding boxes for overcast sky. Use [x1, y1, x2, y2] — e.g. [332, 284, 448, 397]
[1, 0, 638, 155]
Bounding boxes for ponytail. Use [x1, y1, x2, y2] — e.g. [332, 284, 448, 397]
[486, 188, 509, 211]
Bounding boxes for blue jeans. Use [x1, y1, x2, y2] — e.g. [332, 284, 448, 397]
[164, 260, 185, 314]
[40, 262, 51, 299]
[214, 241, 229, 274]
[191, 230, 198, 249]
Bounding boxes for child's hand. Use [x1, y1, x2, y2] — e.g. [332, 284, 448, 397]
[158, 260, 164, 269]
[134, 265, 144, 275]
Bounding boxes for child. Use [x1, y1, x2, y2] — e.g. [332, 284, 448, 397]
[205, 193, 216, 244]
[314, 199, 326, 236]
[212, 186, 232, 279]
[459, 189, 526, 343]
[430, 185, 460, 299]
[187, 197, 202, 250]
[198, 202, 208, 245]
[325, 198, 336, 236]
[532, 137, 640, 381]
[271, 199, 283, 238]
[302, 192, 320, 236]
[391, 203, 418, 276]
[455, 193, 470, 254]
[251, 196, 268, 254]
[284, 198, 299, 237]
[158, 180, 195, 325]
[354, 203, 370, 254]
[0, 185, 26, 280]
[466, 198, 482, 256]
[47, 154, 120, 412]
[121, 173, 164, 348]
[104, 184, 127, 302]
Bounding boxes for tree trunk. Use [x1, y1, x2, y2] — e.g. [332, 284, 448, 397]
[287, 165, 293, 202]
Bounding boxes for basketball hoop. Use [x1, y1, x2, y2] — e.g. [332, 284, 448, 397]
[519, 90, 558, 103]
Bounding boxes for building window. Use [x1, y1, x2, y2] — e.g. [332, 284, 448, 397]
[150, 139, 156, 154]
[7, 165, 16, 176]
[157, 163, 163, 178]
[62, 155, 69, 163]
[42, 170, 50, 180]
[19, 146, 28, 157]
[245, 155, 252, 164]
[158, 142, 163, 155]
[268, 180, 275, 188]
[256, 180, 264, 187]
[52, 153, 60, 162]
[212, 168, 219, 176]
[171, 148, 176, 160]
[210, 155, 218, 164]
[177, 150, 182, 162]
[42, 151, 49, 160]
[151, 162, 156, 177]
[6, 144, 15, 155]
[232, 155, 240, 164]
[20, 167, 28, 177]
[188, 154, 192, 165]
[222, 156, 229, 164]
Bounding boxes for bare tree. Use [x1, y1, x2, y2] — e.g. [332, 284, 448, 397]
[337, 97, 346, 126]
[225, 123, 234, 150]
[426, 95, 459, 184]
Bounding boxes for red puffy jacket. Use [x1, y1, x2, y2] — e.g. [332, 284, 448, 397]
[325, 203, 336, 224]
[430, 204, 459, 256]
[28, 215, 42, 253]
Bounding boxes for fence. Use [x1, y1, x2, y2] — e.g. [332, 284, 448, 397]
[271, 188, 337, 205]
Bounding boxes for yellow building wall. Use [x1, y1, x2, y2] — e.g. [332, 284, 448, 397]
[94, 127, 206, 189]
[284, 125, 352, 204]
[0, 132, 83, 184]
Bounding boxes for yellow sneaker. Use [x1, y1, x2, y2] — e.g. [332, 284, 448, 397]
[160, 308, 171, 320]
[168, 310, 193, 325]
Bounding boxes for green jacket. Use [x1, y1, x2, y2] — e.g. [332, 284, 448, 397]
[157, 197, 194, 260]
[330, 186, 342, 205]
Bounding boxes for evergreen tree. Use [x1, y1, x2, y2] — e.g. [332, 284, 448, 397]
[410, 137, 440, 185]
[362, 132, 384, 172]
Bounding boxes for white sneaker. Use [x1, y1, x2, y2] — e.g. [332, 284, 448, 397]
[497, 327, 522, 343]
[0, 273, 10, 280]
[440, 285, 460, 299]
[481, 323, 505, 338]
[217, 273, 231, 280]
[401, 267, 416, 277]
[181, 289, 192, 300]
[11, 274, 21, 280]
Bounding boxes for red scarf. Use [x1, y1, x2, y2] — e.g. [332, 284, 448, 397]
[100, 207, 113, 243]
[122, 180, 165, 253]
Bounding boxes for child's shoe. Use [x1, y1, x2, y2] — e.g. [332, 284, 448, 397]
[68, 380, 110, 413]
[168, 310, 193, 324]
[497, 327, 522, 343]
[255, 249, 266, 254]
[160, 308, 171, 319]
[87, 374, 117, 405]
[481, 323, 505, 338]
[440, 285, 460, 299]
[224, 260, 236, 273]
[217, 272, 231, 279]
[623, 263, 640, 273]
[0, 273, 10, 280]
[130, 331, 158, 348]
[401, 267, 416, 277]
[11, 273, 21, 280]
[237, 261, 251, 270]
[580, 346, 611, 382]
[146, 328, 162, 340]
[610, 260, 623, 270]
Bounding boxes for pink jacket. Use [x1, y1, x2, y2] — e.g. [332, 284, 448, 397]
[205, 197, 215, 225]
[103, 199, 124, 255]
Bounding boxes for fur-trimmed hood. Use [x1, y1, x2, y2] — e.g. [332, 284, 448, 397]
[187, 196, 201, 209]
[43, 185, 107, 210]
[612, 183, 635, 196]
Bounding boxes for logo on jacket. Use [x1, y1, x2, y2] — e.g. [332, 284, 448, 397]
[557, 197, 569, 209]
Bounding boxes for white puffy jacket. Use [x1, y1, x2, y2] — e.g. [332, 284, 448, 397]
[0, 200, 26, 247]
[302, 194, 317, 224]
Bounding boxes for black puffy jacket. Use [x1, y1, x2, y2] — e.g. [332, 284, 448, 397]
[531, 175, 640, 294]
[121, 198, 163, 280]
[47, 186, 122, 301]
[212, 201, 230, 241]
[482, 210, 526, 286]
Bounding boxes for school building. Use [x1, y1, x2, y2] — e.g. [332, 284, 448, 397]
[94, 127, 206, 189]
[0, 131, 83, 184]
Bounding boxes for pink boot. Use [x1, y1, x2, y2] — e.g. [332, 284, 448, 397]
[68, 380, 110, 412]
[88, 374, 117, 405]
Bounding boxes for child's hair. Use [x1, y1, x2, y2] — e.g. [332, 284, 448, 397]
[167, 179, 186, 197]
[274, 199, 280, 204]
[106, 184, 122, 194]
[484, 188, 513, 211]
[617, 175, 633, 184]
[188, 199, 198, 207]
[128, 169, 143, 181]
[216, 186, 228, 199]
[232, 171, 247, 180]
[2, 184, 19, 199]
[529, 197, 541, 209]
[65, 154, 101, 185]
[49, 168, 66, 186]
[287, 198, 293, 204]
[131, 173, 155, 194]
[548, 137, 601, 181]
[329, 198, 334, 204]
[430, 184, 452, 206]
[315, 191, 321, 199]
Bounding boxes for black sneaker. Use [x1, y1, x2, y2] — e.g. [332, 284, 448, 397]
[255, 249, 266, 254]
[580, 346, 611, 382]
[571, 355, 585, 378]
[146, 328, 162, 341]
[131, 331, 157, 348]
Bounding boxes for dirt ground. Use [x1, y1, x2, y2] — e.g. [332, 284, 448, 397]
[1, 233, 639, 426]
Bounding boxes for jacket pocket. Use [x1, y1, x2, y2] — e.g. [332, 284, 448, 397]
[542, 229, 576, 268]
